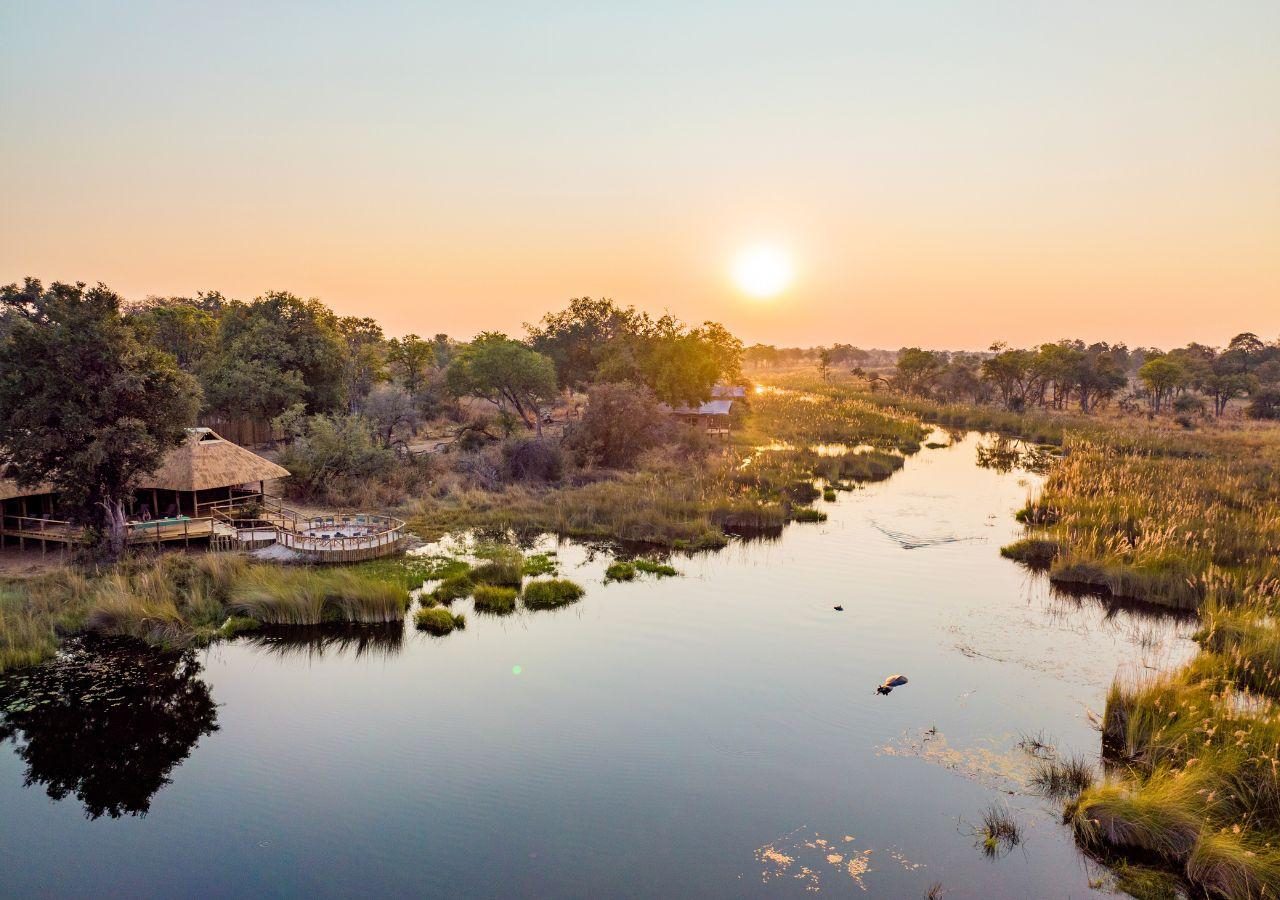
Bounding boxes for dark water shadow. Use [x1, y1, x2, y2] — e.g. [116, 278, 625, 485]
[0, 636, 218, 819]
[236, 622, 405, 661]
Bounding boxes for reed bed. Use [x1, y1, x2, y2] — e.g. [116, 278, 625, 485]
[997, 419, 1280, 894]
[522, 579, 585, 610]
[0, 554, 410, 670]
[415, 606, 465, 635]
[471, 584, 517, 614]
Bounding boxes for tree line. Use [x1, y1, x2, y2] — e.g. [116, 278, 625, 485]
[882, 335, 1280, 418]
[0, 280, 744, 555]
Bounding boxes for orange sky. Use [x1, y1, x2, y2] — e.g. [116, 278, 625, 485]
[2, 3, 1277, 350]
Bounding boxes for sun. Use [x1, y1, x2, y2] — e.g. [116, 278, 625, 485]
[732, 244, 793, 299]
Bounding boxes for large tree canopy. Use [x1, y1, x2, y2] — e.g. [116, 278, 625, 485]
[0, 279, 200, 556]
[446, 333, 558, 431]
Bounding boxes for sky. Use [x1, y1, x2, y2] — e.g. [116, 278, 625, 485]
[2, 1, 1277, 350]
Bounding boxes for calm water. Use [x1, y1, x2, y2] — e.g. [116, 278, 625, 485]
[0, 432, 1195, 898]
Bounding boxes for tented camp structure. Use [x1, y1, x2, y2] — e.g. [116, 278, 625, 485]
[0, 428, 405, 560]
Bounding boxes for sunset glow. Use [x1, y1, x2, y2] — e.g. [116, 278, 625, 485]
[732, 245, 794, 299]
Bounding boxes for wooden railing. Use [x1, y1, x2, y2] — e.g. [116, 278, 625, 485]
[205, 496, 406, 561]
[1, 514, 215, 546]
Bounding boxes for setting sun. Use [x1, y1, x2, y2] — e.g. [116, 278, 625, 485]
[731, 244, 793, 299]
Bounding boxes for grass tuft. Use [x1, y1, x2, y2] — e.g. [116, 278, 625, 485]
[522, 579, 585, 610]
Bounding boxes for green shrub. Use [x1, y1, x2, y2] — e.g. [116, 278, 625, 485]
[522, 579, 585, 609]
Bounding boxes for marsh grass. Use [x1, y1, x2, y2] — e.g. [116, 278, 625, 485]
[522, 552, 559, 577]
[229, 567, 410, 626]
[790, 507, 827, 523]
[350, 554, 471, 589]
[605, 561, 637, 582]
[634, 560, 678, 577]
[975, 804, 1022, 857]
[522, 579, 585, 610]
[471, 584, 517, 614]
[415, 606, 465, 635]
[430, 572, 474, 604]
[1031, 755, 1095, 799]
[0, 554, 410, 671]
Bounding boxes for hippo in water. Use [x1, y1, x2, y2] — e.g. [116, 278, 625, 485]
[876, 674, 909, 695]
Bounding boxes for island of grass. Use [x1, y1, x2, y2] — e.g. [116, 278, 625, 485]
[471, 584, 518, 613]
[415, 606, 466, 635]
[522, 579, 585, 609]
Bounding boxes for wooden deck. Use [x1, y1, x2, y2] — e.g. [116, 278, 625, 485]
[0, 514, 221, 549]
[1, 499, 406, 562]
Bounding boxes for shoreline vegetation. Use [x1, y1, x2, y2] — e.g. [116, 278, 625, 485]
[789, 371, 1280, 898]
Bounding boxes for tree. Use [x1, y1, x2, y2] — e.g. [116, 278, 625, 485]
[981, 347, 1040, 410]
[126, 295, 220, 371]
[894, 348, 944, 396]
[362, 384, 419, 448]
[446, 333, 558, 434]
[817, 347, 833, 381]
[527, 297, 642, 390]
[0, 279, 200, 558]
[336, 316, 386, 410]
[1137, 356, 1185, 412]
[386, 333, 434, 396]
[202, 292, 346, 418]
[563, 382, 671, 468]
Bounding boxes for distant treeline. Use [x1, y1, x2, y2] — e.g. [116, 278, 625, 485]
[747, 336, 1280, 419]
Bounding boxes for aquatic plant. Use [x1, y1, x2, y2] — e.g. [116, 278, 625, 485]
[605, 561, 637, 582]
[430, 572, 474, 604]
[522, 552, 559, 577]
[790, 507, 827, 523]
[1030, 754, 1095, 798]
[414, 606, 465, 635]
[976, 804, 1022, 857]
[522, 579, 585, 609]
[634, 560, 678, 577]
[471, 584, 517, 614]
[470, 543, 525, 587]
[228, 568, 410, 626]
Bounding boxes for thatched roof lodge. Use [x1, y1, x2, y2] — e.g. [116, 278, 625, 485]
[0, 428, 287, 548]
[1, 428, 405, 561]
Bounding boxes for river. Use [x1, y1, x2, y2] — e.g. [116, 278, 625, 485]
[0, 430, 1195, 898]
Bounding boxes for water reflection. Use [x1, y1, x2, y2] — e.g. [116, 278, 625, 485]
[0, 636, 217, 819]
[975, 435, 1057, 474]
[237, 623, 405, 661]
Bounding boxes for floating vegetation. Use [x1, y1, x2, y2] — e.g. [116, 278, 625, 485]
[414, 606, 465, 635]
[823, 487, 837, 502]
[350, 554, 470, 589]
[471, 584, 517, 614]
[522, 579, 585, 610]
[751, 826, 923, 893]
[522, 552, 559, 577]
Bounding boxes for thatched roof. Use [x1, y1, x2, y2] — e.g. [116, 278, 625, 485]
[0, 465, 52, 501]
[0, 428, 288, 500]
[135, 428, 289, 492]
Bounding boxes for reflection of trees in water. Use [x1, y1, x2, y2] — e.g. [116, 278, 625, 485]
[238, 623, 404, 661]
[975, 436, 1055, 474]
[0, 636, 217, 819]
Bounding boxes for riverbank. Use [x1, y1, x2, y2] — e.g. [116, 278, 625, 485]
[0, 555, 409, 672]
[790, 375, 1280, 896]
